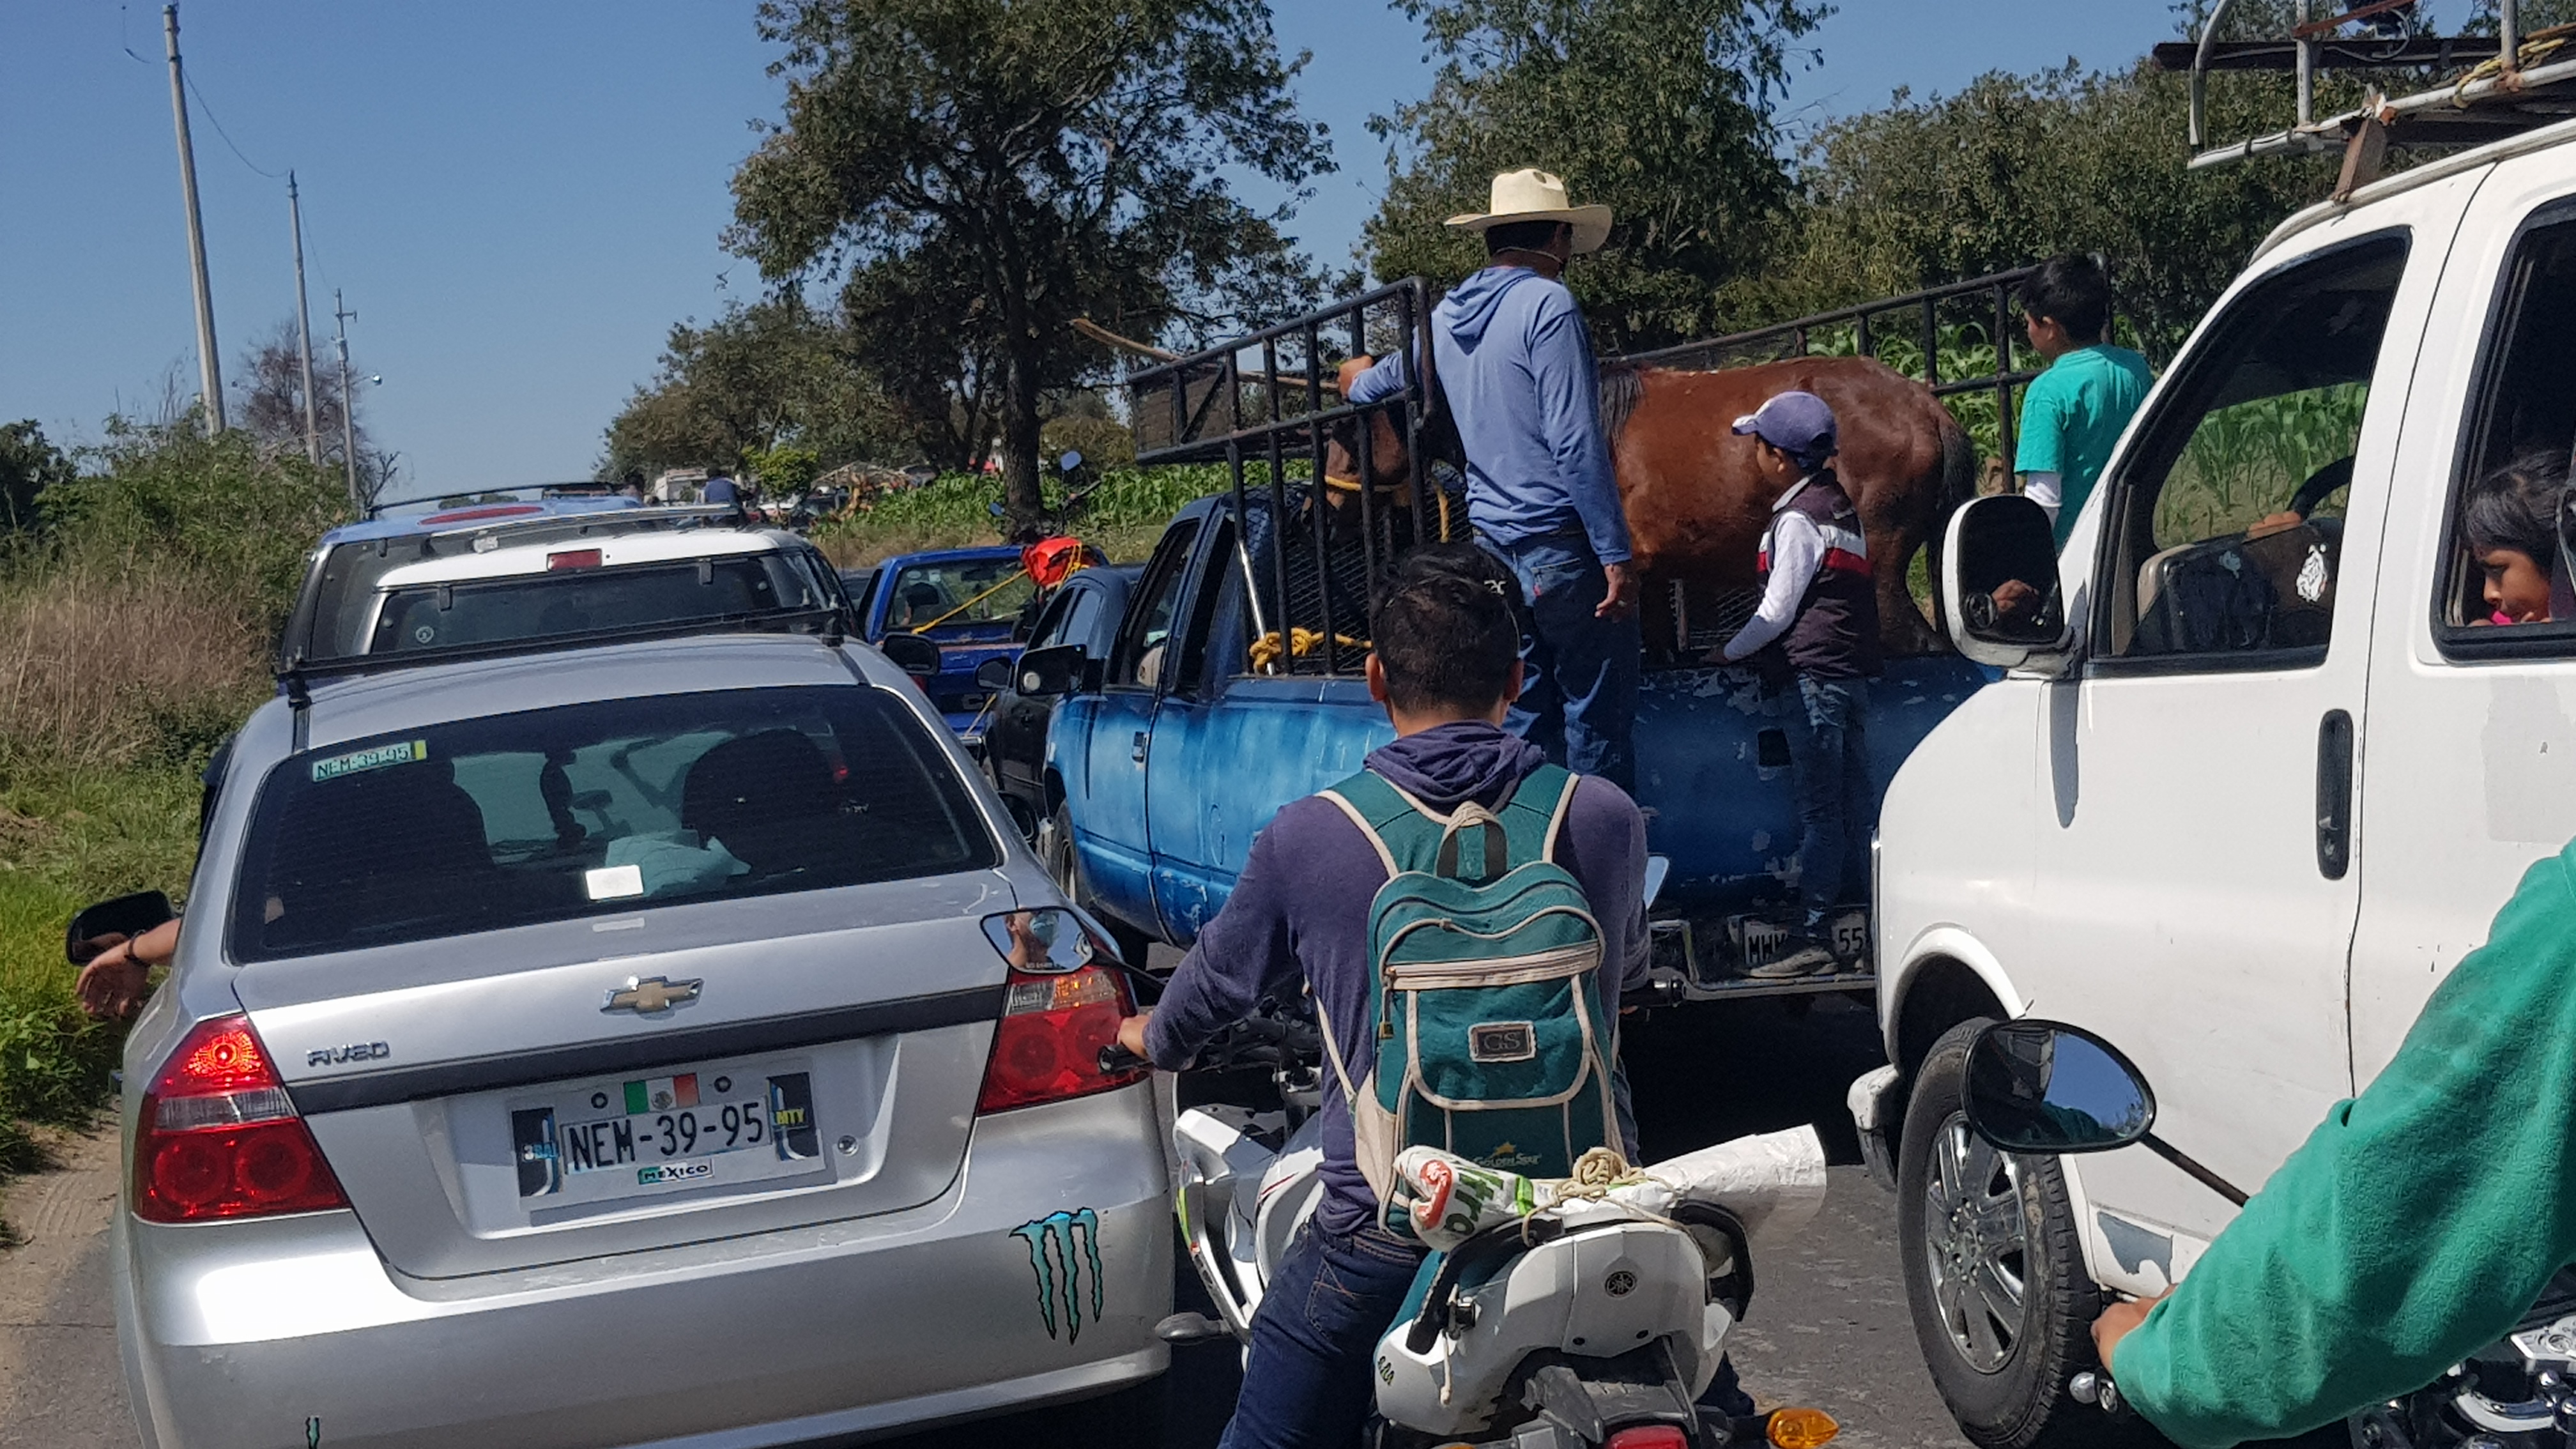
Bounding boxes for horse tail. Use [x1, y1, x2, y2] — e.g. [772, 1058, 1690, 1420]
[1598, 360, 1646, 447]
[1924, 408, 1979, 645]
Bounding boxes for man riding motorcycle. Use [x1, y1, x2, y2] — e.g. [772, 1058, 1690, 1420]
[1114, 543, 1657, 1449]
[2093, 834, 2576, 1448]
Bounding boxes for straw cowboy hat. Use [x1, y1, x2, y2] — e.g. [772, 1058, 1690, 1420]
[1443, 168, 1613, 254]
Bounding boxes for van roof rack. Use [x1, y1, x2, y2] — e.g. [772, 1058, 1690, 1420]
[2166, 0, 2576, 177]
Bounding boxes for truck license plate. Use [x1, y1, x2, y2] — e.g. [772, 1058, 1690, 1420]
[510, 1065, 823, 1204]
[1730, 910, 1870, 973]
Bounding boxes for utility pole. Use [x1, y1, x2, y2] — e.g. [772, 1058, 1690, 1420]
[289, 174, 320, 464]
[332, 289, 360, 509]
[164, 4, 224, 433]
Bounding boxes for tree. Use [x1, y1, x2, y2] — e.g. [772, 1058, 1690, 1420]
[602, 298, 910, 481]
[1363, 0, 1826, 351]
[728, 0, 1333, 524]
[0, 420, 73, 533]
[227, 319, 391, 504]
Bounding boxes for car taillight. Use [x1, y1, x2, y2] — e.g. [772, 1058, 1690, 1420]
[1604, 1428, 1689, 1449]
[135, 1015, 349, 1223]
[975, 965, 1147, 1113]
[546, 548, 603, 571]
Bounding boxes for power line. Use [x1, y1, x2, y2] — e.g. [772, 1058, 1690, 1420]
[183, 70, 286, 178]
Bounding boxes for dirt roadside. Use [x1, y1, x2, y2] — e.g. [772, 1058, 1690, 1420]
[0, 1123, 134, 1446]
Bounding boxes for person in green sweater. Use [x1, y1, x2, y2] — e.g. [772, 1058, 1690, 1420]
[2015, 256, 2154, 550]
[2093, 835, 2576, 1447]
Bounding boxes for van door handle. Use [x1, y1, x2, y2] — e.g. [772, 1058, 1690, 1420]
[2315, 709, 2353, 880]
[1131, 731, 1149, 763]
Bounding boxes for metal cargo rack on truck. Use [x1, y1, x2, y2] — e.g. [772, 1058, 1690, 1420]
[1091, 281, 1998, 1001]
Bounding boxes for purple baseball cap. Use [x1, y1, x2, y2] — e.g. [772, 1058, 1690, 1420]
[1732, 390, 1838, 465]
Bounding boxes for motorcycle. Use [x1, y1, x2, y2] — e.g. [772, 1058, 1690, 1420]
[1131, 859, 1846, 1449]
[1959, 1019, 2576, 1449]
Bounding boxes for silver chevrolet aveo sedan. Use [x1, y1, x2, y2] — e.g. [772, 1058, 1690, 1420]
[112, 631, 1169, 1448]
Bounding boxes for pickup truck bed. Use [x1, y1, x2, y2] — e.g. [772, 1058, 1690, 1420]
[1041, 495, 1989, 999]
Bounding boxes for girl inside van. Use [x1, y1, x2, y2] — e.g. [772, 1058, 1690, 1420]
[2462, 449, 2570, 625]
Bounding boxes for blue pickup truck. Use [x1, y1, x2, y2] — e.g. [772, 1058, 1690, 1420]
[855, 545, 1036, 742]
[1020, 492, 1988, 997]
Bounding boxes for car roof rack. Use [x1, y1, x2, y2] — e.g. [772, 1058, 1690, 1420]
[415, 503, 745, 545]
[2165, 0, 2576, 178]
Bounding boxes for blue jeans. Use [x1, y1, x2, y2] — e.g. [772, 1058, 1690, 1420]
[1218, 1219, 1426, 1449]
[1782, 673, 1871, 938]
[1481, 535, 1642, 793]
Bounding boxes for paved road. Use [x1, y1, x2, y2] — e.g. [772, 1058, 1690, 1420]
[9, 991, 2339, 1448]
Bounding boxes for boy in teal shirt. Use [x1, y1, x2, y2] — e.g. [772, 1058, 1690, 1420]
[2014, 256, 2154, 549]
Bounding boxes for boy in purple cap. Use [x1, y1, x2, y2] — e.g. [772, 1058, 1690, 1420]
[1708, 390, 1881, 978]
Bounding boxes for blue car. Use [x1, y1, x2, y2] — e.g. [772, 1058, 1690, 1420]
[858, 546, 1039, 745]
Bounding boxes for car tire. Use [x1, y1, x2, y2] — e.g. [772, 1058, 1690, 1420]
[1046, 803, 1153, 967]
[1898, 1019, 2146, 1449]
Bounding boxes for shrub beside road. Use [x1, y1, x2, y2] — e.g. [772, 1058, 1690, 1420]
[0, 422, 344, 1233]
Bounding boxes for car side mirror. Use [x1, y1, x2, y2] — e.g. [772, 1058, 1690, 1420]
[1943, 495, 2073, 668]
[1015, 643, 1089, 699]
[877, 632, 942, 679]
[976, 656, 1016, 692]
[1963, 1020, 2156, 1155]
[66, 889, 176, 966]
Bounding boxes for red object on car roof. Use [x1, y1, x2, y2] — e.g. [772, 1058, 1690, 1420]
[421, 504, 545, 525]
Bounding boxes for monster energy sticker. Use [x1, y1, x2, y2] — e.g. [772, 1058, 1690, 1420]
[311, 739, 427, 783]
[1009, 1208, 1103, 1342]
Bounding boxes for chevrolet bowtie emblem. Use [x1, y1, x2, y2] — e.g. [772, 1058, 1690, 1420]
[604, 976, 702, 1015]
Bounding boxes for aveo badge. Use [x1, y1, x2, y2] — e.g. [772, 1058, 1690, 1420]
[1009, 1208, 1103, 1342]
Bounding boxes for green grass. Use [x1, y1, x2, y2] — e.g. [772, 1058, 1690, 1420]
[0, 756, 202, 1197]
[816, 463, 1289, 566]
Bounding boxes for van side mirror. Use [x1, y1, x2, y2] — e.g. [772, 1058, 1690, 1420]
[877, 632, 942, 679]
[976, 656, 1016, 692]
[67, 890, 176, 966]
[1015, 643, 1089, 699]
[1963, 1020, 2156, 1154]
[1943, 495, 2073, 668]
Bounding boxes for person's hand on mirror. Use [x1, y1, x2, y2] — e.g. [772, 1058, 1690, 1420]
[2246, 510, 2306, 540]
[1114, 1011, 1153, 1063]
[76, 940, 150, 1020]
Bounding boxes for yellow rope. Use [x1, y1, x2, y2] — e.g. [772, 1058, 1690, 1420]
[1248, 627, 1365, 673]
[2450, 24, 2576, 102]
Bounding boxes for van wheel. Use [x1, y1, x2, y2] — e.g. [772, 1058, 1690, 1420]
[1899, 1020, 2142, 1448]
[1046, 804, 1153, 967]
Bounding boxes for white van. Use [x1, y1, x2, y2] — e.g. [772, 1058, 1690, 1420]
[1854, 117, 2576, 1445]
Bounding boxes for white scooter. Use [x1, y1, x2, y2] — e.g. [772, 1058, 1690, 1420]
[1134, 862, 1842, 1449]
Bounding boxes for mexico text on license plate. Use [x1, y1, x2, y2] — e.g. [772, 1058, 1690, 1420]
[1730, 910, 1871, 973]
[509, 1061, 824, 1206]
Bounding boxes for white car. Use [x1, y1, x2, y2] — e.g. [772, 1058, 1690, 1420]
[1857, 114, 2576, 1445]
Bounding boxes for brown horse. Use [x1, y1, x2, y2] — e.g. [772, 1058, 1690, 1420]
[1330, 353, 1975, 656]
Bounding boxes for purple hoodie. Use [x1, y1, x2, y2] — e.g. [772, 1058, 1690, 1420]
[1145, 720, 1649, 1236]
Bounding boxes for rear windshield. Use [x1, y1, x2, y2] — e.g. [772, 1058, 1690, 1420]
[229, 686, 997, 962]
[371, 556, 822, 654]
[885, 558, 1032, 629]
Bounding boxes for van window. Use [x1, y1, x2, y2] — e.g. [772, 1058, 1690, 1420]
[2094, 235, 2408, 666]
[227, 686, 997, 961]
[2437, 211, 2576, 654]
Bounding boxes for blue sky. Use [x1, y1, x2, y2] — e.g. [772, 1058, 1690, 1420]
[5, 1, 2212, 497]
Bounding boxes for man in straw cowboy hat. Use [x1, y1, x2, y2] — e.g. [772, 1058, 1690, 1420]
[1347, 167, 1642, 793]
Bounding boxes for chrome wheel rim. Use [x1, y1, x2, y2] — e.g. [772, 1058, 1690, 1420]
[1922, 1111, 2032, 1374]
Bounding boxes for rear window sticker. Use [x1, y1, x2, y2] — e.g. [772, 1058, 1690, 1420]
[310, 739, 429, 783]
[585, 864, 647, 901]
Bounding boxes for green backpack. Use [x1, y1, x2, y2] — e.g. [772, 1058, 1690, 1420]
[1314, 763, 1619, 1236]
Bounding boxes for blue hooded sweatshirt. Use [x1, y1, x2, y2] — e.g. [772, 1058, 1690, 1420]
[1347, 266, 1630, 565]
[1144, 721, 1648, 1237]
